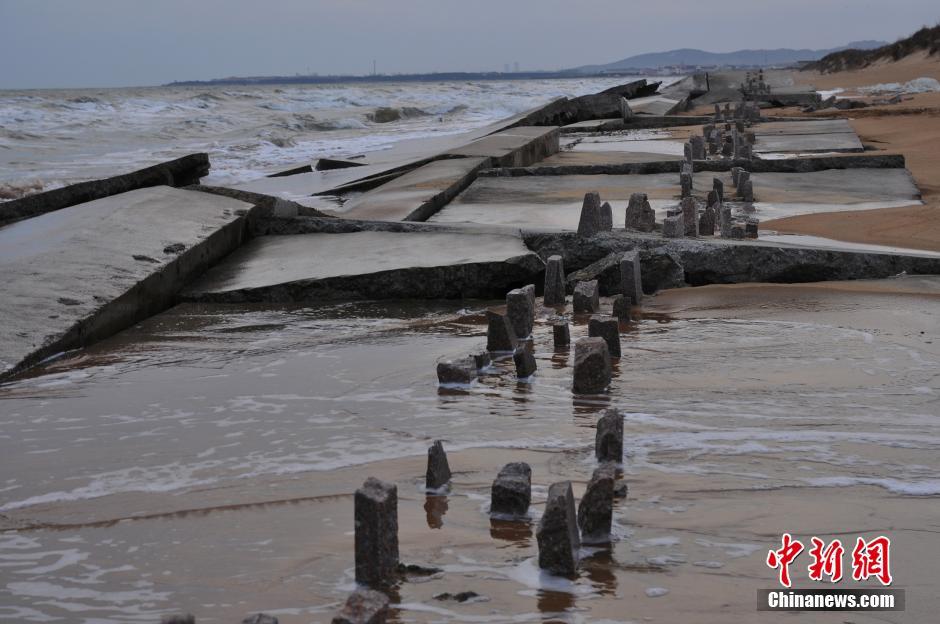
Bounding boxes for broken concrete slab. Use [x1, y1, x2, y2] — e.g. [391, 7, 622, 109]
[0, 186, 253, 381]
[443, 127, 560, 168]
[754, 132, 864, 154]
[182, 230, 544, 302]
[560, 118, 626, 134]
[437, 358, 477, 385]
[341, 157, 491, 222]
[0, 154, 210, 228]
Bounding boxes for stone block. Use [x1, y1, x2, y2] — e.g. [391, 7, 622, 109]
[699, 204, 716, 236]
[437, 358, 477, 385]
[595, 409, 624, 463]
[426, 440, 452, 490]
[332, 588, 390, 624]
[577, 464, 616, 544]
[543, 255, 566, 306]
[573, 280, 600, 313]
[552, 318, 570, 348]
[588, 315, 621, 358]
[680, 197, 699, 237]
[491, 462, 532, 517]
[611, 295, 631, 321]
[619, 250, 642, 305]
[537, 482, 580, 576]
[739, 179, 754, 202]
[719, 205, 733, 238]
[513, 342, 537, 378]
[573, 337, 611, 394]
[662, 215, 684, 238]
[354, 477, 399, 587]
[506, 287, 535, 339]
[712, 178, 724, 202]
[486, 310, 518, 352]
[577, 192, 608, 237]
[624, 192, 656, 232]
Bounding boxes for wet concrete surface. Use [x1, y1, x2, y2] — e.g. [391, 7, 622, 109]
[1, 280, 939, 622]
[181, 230, 542, 301]
[0, 186, 253, 379]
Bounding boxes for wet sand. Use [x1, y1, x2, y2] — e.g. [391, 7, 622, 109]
[2, 278, 939, 623]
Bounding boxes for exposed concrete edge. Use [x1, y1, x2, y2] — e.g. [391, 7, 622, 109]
[187, 185, 335, 223]
[1, 209, 255, 382]
[403, 157, 493, 222]
[619, 115, 846, 129]
[180, 252, 546, 303]
[0, 154, 210, 228]
[266, 164, 313, 177]
[312, 155, 464, 196]
[521, 230, 940, 294]
[479, 153, 906, 177]
[251, 215, 513, 237]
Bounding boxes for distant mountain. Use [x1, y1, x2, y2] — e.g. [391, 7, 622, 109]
[571, 41, 887, 73]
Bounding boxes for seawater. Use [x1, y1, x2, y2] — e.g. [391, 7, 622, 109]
[0, 76, 676, 198]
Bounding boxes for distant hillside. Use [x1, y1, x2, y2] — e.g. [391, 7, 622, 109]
[802, 25, 940, 73]
[571, 41, 886, 73]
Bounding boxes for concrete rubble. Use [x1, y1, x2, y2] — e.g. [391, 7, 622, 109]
[624, 192, 656, 232]
[543, 255, 567, 305]
[486, 310, 518, 352]
[573, 279, 600, 313]
[552, 318, 571, 348]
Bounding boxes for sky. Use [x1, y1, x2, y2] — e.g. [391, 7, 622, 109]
[0, 0, 937, 89]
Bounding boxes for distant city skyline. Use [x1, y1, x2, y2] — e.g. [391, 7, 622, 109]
[0, 0, 937, 89]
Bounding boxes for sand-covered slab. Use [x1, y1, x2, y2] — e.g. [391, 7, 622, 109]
[0, 186, 253, 380]
[182, 230, 544, 302]
[755, 132, 863, 153]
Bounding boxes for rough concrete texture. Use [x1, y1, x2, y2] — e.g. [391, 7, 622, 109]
[560, 118, 626, 133]
[611, 294, 631, 321]
[537, 482, 581, 576]
[182, 231, 544, 302]
[620, 251, 643, 305]
[437, 358, 477, 385]
[491, 462, 532, 517]
[577, 464, 616, 544]
[506, 287, 535, 338]
[564, 249, 683, 297]
[0, 186, 253, 381]
[573, 280, 600, 313]
[624, 192, 656, 232]
[486, 310, 518, 353]
[0, 154, 210, 227]
[354, 477, 399, 587]
[331, 588, 390, 624]
[573, 337, 612, 394]
[513, 344, 537, 378]
[577, 192, 607, 237]
[523, 230, 940, 291]
[595, 409, 624, 463]
[552, 319, 571, 348]
[543, 255, 567, 305]
[426, 440, 452, 490]
[588, 315, 621, 358]
[243, 615, 279, 624]
[341, 157, 491, 222]
[444, 127, 560, 168]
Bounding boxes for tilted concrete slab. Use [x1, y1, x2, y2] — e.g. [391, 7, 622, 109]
[754, 119, 855, 136]
[0, 186, 253, 380]
[538, 150, 683, 167]
[750, 168, 920, 204]
[340, 156, 490, 222]
[755, 132, 864, 153]
[628, 95, 685, 116]
[560, 118, 626, 133]
[181, 230, 544, 302]
[441, 126, 560, 168]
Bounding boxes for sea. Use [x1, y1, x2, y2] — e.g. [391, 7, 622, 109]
[0, 76, 677, 200]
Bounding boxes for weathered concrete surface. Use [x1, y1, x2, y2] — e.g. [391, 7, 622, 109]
[560, 118, 626, 134]
[749, 168, 920, 205]
[0, 154, 210, 227]
[479, 153, 906, 178]
[628, 95, 686, 116]
[753, 120, 855, 136]
[523, 230, 940, 292]
[443, 127, 560, 168]
[0, 186, 253, 381]
[755, 132, 864, 154]
[341, 157, 491, 222]
[182, 230, 544, 302]
[538, 150, 683, 167]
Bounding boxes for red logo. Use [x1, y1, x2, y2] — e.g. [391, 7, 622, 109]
[767, 534, 893, 587]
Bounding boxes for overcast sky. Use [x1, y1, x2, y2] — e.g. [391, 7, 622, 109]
[0, 0, 937, 89]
